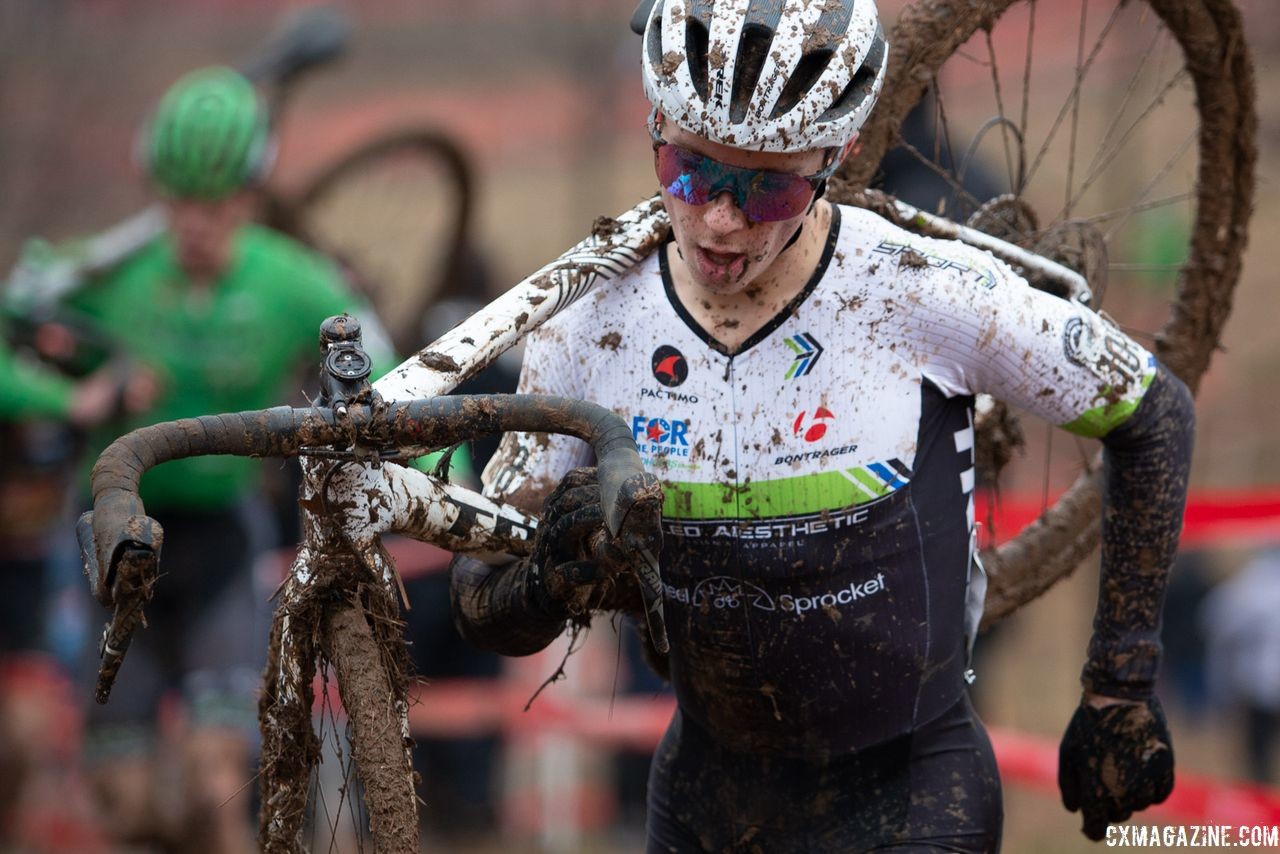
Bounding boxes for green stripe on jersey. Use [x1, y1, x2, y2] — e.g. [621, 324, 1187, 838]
[662, 463, 909, 520]
[1060, 372, 1156, 439]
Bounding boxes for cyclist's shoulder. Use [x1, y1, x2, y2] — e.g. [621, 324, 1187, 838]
[828, 202, 1019, 301]
[831, 203, 995, 267]
[237, 224, 342, 288]
[69, 233, 170, 300]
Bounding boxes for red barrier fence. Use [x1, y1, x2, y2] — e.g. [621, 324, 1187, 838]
[975, 488, 1280, 548]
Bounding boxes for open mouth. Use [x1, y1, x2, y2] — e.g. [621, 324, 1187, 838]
[696, 246, 747, 281]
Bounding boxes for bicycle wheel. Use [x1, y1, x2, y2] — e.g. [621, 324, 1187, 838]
[830, 0, 1255, 623]
[293, 128, 476, 356]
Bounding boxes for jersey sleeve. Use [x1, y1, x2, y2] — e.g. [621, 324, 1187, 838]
[481, 313, 595, 508]
[912, 243, 1155, 438]
[0, 342, 75, 420]
[900, 236, 1191, 699]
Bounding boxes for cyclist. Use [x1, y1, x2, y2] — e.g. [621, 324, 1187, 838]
[451, 1, 1193, 850]
[4, 66, 397, 851]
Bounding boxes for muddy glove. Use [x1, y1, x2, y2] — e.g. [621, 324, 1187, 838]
[450, 466, 644, 655]
[525, 466, 639, 618]
[1058, 695, 1174, 841]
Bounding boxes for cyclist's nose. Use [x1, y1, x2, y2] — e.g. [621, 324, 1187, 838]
[702, 191, 748, 234]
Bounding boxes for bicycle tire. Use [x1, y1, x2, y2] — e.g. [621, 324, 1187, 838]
[321, 594, 417, 854]
[291, 128, 476, 356]
[829, 0, 1255, 625]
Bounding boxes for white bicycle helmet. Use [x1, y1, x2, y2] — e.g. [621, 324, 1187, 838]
[638, 0, 888, 153]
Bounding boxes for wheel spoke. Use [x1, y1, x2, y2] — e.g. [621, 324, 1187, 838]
[931, 82, 972, 217]
[1082, 24, 1168, 184]
[1114, 324, 1160, 343]
[894, 134, 987, 216]
[1018, 0, 1037, 180]
[1073, 192, 1195, 226]
[985, 29, 1018, 193]
[1064, 1, 1089, 216]
[1062, 69, 1189, 224]
[1103, 127, 1196, 242]
[1074, 436, 1098, 474]
[1041, 422, 1053, 513]
[1023, 1, 1128, 190]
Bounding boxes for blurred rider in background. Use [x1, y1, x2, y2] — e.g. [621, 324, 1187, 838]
[3, 66, 395, 852]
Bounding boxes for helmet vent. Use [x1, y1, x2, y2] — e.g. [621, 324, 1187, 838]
[818, 30, 886, 121]
[770, 49, 834, 119]
[645, 14, 662, 68]
[685, 18, 711, 102]
[730, 24, 774, 123]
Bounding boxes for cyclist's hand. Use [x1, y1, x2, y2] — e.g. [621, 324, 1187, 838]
[527, 466, 639, 617]
[69, 364, 161, 428]
[120, 366, 162, 414]
[1058, 694, 1174, 840]
[69, 368, 124, 429]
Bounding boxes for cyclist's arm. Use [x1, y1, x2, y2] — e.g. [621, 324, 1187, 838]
[0, 339, 76, 420]
[450, 315, 595, 655]
[917, 245, 1193, 702]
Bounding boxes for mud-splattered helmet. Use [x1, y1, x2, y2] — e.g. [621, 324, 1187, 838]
[638, 0, 888, 153]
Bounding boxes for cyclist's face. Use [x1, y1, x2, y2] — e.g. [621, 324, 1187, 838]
[659, 122, 828, 296]
[164, 192, 254, 281]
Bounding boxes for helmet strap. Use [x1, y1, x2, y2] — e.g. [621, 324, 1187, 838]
[780, 170, 831, 257]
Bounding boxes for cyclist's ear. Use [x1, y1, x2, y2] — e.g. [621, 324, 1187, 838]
[835, 134, 859, 168]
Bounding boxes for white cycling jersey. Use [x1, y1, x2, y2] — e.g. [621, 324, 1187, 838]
[485, 204, 1155, 756]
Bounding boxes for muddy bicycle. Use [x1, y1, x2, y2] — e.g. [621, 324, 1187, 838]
[80, 0, 1254, 849]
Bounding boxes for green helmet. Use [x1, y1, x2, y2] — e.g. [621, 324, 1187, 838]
[144, 66, 272, 200]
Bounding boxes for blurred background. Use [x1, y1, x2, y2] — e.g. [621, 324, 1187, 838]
[1, 0, 1278, 851]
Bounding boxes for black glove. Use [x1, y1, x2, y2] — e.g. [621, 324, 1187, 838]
[525, 467, 638, 618]
[1058, 695, 1174, 841]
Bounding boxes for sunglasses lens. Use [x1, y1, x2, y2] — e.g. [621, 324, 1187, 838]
[656, 145, 711, 206]
[740, 172, 815, 223]
[655, 143, 815, 224]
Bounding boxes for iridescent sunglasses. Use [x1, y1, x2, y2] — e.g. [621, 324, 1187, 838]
[649, 109, 841, 224]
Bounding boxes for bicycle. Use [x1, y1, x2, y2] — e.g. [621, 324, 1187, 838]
[78, 0, 1255, 849]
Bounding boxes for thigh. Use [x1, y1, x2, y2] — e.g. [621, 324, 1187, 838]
[176, 516, 269, 734]
[647, 697, 1001, 854]
[887, 694, 1004, 854]
[0, 558, 46, 653]
[646, 711, 915, 853]
[646, 711, 790, 853]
